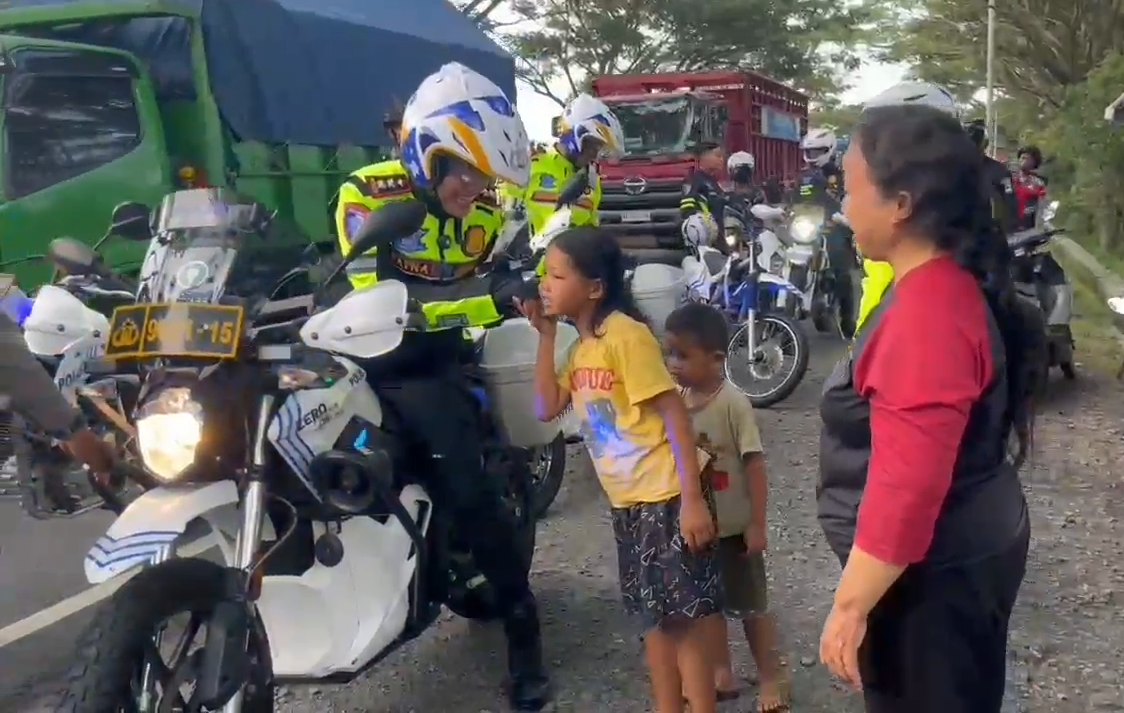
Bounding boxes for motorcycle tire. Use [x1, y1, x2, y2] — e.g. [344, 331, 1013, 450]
[49, 558, 274, 713]
[445, 461, 538, 621]
[528, 433, 567, 520]
[727, 313, 810, 409]
[1061, 361, 1077, 380]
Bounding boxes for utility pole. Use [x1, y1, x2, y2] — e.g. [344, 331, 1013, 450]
[985, 0, 997, 158]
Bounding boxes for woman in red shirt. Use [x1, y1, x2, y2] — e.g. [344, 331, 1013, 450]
[816, 104, 1046, 712]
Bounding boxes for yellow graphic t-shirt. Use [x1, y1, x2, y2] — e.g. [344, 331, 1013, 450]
[559, 312, 681, 508]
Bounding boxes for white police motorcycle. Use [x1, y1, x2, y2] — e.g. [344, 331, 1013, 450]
[52, 195, 559, 712]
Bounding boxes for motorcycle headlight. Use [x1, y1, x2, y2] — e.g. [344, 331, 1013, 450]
[135, 387, 203, 482]
[790, 217, 819, 244]
[724, 230, 738, 248]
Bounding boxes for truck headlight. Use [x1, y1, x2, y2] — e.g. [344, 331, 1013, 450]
[790, 218, 819, 244]
[135, 387, 203, 482]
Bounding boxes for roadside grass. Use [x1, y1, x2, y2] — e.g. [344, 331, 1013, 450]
[1054, 249, 1123, 376]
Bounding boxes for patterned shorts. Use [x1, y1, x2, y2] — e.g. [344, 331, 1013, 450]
[611, 496, 724, 632]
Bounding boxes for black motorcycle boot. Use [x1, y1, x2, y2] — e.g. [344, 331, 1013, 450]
[503, 594, 551, 711]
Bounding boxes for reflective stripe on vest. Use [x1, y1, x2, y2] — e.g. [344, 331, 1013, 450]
[345, 256, 380, 275]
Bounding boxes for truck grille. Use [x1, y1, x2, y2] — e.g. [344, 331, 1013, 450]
[600, 178, 684, 249]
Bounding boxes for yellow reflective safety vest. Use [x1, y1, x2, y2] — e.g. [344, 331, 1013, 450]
[522, 148, 600, 236]
[857, 258, 893, 332]
[333, 160, 506, 330]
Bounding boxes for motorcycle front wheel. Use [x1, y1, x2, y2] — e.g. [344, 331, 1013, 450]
[51, 558, 274, 713]
[725, 314, 810, 408]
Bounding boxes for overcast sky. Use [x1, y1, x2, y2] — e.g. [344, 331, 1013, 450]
[514, 62, 909, 141]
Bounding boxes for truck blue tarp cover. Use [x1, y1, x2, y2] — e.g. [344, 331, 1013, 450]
[2, 0, 516, 147]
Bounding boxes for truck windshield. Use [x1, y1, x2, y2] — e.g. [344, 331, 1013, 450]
[609, 97, 694, 156]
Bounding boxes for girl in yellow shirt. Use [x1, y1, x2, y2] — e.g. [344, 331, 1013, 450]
[518, 226, 723, 713]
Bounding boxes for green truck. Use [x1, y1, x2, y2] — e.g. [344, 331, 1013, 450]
[0, 0, 515, 287]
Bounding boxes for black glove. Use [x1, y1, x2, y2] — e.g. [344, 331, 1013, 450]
[491, 273, 540, 319]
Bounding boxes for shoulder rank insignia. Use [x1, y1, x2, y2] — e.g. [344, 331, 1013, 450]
[364, 175, 411, 198]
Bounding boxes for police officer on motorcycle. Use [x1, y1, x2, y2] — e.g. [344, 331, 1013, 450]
[332, 63, 550, 711]
[796, 127, 857, 338]
[516, 94, 624, 237]
[680, 140, 726, 249]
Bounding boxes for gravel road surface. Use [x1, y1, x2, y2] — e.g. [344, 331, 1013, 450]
[3, 330, 1124, 712]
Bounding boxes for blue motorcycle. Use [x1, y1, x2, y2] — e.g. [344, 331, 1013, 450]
[684, 215, 810, 407]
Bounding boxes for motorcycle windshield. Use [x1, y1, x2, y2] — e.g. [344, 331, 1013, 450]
[140, 189, 270, 304]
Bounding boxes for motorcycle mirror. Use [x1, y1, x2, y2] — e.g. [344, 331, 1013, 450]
[315, 201, 428, 306]
[47, 238, 100, 275]
[555, 170, 590, 209]
[107, 202, 152, 242]
[345, 201, 428, 260]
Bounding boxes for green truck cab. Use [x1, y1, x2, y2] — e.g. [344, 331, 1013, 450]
[0, 0, 515, 287]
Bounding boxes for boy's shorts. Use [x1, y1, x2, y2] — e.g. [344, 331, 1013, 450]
[612, 496, 724, 632]
[716, 535, 769, 616]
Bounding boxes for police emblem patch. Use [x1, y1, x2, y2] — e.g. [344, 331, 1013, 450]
[344, 204, 370, 239]
[462, 225, 489, 257]
[540, 175, 556, 190]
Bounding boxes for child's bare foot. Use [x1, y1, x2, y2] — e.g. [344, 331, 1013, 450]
[714, 669, 741, 700]
[755, 678, 789, 712]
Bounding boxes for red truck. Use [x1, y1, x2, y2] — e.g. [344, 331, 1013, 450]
[586, 70, 809, 262]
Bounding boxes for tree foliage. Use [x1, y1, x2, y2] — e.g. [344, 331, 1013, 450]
[502, 0, 883, 106]
[884, 0, 1124, 109]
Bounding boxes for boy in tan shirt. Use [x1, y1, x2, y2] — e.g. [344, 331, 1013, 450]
[664, 303, 787, 713]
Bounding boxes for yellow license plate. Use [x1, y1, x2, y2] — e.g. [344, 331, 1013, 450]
[106, 303, 244, 359]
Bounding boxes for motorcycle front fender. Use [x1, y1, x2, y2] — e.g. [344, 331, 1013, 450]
[83, 480, 273, 584]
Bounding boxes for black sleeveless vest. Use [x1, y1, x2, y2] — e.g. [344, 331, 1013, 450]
[817, 289, 1027, 567]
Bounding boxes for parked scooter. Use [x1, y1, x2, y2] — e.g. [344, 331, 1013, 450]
[1009, 226, 1075, 378]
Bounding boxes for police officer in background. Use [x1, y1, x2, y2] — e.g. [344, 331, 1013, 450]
[515, 94, 624, 237]
[796, 127, 857, 338]
[332, 63, 550, 710]
[965, 118, 1020, 234]
[680, 140, 726, 248]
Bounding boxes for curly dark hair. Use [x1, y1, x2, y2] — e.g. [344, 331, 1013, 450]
[854, 104, 1047, 464]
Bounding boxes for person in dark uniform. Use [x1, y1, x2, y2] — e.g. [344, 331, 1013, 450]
[795, 130, 857, 338]
[679, 141, 726, 248]
[817, 104, 1044, 712]
[964, 119, 1020, 234]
